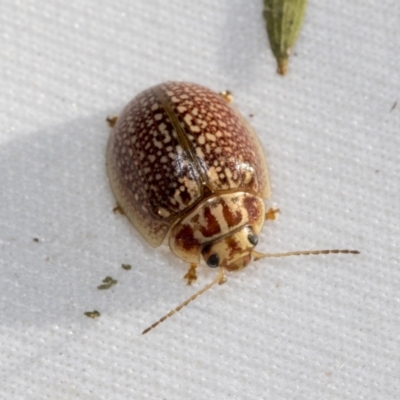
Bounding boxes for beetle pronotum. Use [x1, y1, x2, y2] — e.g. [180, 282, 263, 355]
[106, 82, 359, 334]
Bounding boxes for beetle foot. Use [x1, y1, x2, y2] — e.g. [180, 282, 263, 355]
[218, 270, 227, 285]
[219, 90, 233, 103]
[106, 115, 118, 127]
[113, 203, 125, 215]
[265, 208, 280, 221]
[184, 263, 198, 285]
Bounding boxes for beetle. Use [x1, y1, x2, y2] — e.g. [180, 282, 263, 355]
[106, 82, 359, 334]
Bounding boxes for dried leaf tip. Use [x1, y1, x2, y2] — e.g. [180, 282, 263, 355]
[263, 0, 308, 75]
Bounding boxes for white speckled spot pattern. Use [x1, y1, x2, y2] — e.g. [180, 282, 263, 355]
[106, 82, 270, 247]
[161, 82, 270, 197]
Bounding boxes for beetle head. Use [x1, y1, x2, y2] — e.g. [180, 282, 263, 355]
[201, 225, 259, 271]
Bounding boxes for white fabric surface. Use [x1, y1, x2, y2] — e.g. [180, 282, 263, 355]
[1, 0, 399, 398]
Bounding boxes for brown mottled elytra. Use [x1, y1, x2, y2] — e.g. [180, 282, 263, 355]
[106, 82, 359, 334]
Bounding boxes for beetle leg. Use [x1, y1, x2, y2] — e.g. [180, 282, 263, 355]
[184, 263, 198, 285]
[265, 208, 280, 221]
[218, 269, 227, 285]
[113, 203, 125, 215]
[219, 90, 233, 103]
[106, 115, 118, 127]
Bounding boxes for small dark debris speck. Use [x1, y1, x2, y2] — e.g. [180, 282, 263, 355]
[121, 264, 132, 270]
[84, 310, 101, 318]
[97, 276, 118, 290]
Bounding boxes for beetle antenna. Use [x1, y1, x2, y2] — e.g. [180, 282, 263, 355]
[142, 268, 225, 335]
[252, 249, 360, 261]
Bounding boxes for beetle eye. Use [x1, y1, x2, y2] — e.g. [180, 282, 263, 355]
[206, 254, 219, 268]
[248, 233, 259, 246]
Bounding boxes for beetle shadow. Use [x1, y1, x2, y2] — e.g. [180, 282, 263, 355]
[217, 0, 271, 87]
[0, 112, 191, 332]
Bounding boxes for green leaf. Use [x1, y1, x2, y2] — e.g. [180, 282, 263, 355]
[263, 0, 307, 75]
